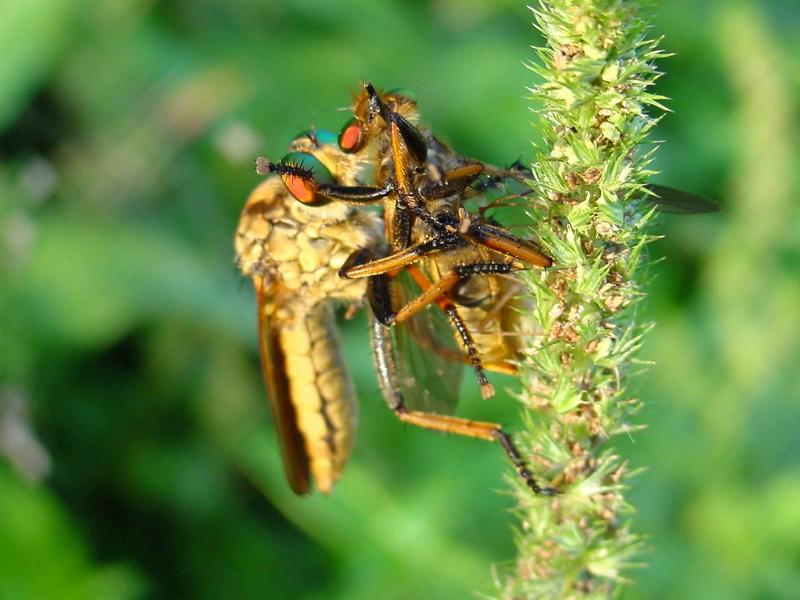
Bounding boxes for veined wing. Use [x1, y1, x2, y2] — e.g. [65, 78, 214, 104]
[391, 268, 464, 415]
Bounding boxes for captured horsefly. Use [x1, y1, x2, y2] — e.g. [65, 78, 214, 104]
[236, 83, 717, 496]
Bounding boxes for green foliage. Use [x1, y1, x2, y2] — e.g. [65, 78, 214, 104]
[1, 1, 798, 599]
[0, 464, 144, 599]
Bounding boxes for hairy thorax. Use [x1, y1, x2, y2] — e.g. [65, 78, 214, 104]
[235, 175, 384, 323]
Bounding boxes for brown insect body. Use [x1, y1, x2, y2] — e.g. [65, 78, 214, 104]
[323, 86, 558, 494]
[237, 83, 718, 496]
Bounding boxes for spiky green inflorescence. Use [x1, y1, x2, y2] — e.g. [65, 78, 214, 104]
[500, 2, 667, 598]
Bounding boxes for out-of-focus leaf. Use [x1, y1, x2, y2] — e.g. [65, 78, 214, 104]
[0, 0, 79, 130]
[10, 214, 251, 348]
[0, 465, 144, 599]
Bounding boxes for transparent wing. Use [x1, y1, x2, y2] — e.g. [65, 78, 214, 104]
[463, 169, 721, 216]
[644, 184, 720, 214]
[391, 268, 464, 415]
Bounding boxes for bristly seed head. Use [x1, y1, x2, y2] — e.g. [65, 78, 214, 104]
[503, 1, 663, 596]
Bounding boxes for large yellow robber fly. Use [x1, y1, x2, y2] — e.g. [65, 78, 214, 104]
[235, 130, 384, 494]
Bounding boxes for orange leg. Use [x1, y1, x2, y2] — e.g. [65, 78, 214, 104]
[390, 261, 524, 326]
[343, 239, 440, 280]
[369, 310, 556, 496]
[391, 281, 517, 377]
[395, 263, 523, 399]
[393, 408, 556, 496]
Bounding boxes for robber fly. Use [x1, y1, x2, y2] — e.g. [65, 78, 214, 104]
[241, 124, 562, 496]
[256, 86, 563, 495]
[281, 84, 554, 394]
[242, 85, 716, 496]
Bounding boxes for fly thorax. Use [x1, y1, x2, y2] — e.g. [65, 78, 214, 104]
[235, 177, 294, 276]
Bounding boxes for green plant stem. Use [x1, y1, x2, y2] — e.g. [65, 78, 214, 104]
[500, 1, 665, 597]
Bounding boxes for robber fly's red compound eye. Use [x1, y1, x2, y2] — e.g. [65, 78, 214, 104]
[338, 118, 364, 153]
[278, 152, 334, 206]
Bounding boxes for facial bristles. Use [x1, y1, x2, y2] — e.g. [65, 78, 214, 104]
[255, 156, 314, 181]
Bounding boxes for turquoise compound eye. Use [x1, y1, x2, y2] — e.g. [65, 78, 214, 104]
[291, 129, 338, 147]
[313, 129, 338, 145]
[280, 152, 334, 205]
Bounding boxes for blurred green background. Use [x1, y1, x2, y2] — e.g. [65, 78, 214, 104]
[1, 1, 798, 598]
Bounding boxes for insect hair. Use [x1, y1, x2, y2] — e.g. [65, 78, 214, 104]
[255, 156, 315, 181]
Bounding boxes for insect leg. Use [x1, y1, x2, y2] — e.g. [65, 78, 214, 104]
[367, 261, 523, 398]
[393, 173, 552, 269]
[364, 82, 428, 164]
[460, 220, 553, 268]
[391, 262, 524, 326]
[316, 182, 395, 204]
[344, 245, 494, 393]
[369, 87, 457, 239]
[345, 242, 506, 395]
[442, 302, 494, 399]
[400, 266, 519, 377]
[365, 269, 516, 376]
[340, 233, 466, 279]
[369, 315, 557, 496]
[417, 163, 485, 201]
